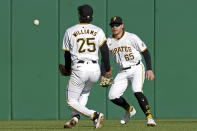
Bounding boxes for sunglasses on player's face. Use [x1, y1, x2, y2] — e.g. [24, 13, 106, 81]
[110, 23, 121, 28]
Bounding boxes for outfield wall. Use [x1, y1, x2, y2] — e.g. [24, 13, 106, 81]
[0, 0, 197, 120]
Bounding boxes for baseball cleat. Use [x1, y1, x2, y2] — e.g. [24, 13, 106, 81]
[120, 106, 136, 124]
[147, 118, 156, 127]
[64, 117, 78, 128]
[94, 113, 104, 129]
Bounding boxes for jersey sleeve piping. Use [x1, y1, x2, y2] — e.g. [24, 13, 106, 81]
[62, 49, 70, 52]
[99, 40, 107, 48]
[141, 47, 147, 53]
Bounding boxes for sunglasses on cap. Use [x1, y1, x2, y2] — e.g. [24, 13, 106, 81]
[110, 23, 121, 28]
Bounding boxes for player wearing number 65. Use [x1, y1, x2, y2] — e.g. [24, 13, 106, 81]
[61, 4, 112, 129]
[102, 16, 156, 126]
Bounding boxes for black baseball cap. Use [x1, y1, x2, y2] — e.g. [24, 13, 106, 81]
[78, 4, 93, 17]
[109, 16, 123, 26]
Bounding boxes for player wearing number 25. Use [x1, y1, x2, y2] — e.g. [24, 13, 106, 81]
[62, 4, 112, 129]
[106, 16, 156, 126]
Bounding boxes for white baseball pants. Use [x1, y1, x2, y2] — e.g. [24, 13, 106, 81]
[66, 61, 101, 119]
[109, 63, 145, 100]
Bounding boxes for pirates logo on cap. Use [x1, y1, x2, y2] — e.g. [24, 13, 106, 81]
[113, 17, 117, 22]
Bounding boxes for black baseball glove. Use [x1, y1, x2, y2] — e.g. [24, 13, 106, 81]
[59, 64, 71, 76]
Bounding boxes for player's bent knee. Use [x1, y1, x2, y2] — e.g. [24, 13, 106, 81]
[133, 89, 143, 93]
[67, 99, 78, 108]
[108, 92, 120, 100]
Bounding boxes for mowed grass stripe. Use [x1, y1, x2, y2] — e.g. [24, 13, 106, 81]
[0, 120, 197, 131]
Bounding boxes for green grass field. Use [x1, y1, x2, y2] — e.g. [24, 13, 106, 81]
[0, 119, 197, 131]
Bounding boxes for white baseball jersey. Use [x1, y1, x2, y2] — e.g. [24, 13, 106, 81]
[107, 31, 147, 69]
[108, 31, 147, 99]
[62, 24, 106, 63]
[62, 23, 106, 119]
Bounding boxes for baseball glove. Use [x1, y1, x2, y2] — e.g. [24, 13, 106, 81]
[99, 76, 113, 87]
[59, 64, 71, 76]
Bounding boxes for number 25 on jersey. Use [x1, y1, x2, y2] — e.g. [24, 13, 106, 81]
[77, 38, 96, 53]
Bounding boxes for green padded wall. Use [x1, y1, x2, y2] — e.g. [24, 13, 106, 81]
[155, 0, 197, 118]
[1, 0, 197, 120]
[11, 0, 58, 120]
[59, 0, 107, 120]
[0, 0, 11, 120]
[107, 0, 155, 119]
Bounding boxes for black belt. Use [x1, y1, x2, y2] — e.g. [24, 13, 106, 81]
[77, 60, 97, 64]
[122, 61, 140, 70]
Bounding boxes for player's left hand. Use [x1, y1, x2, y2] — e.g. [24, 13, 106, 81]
[146, 70, 155, 81]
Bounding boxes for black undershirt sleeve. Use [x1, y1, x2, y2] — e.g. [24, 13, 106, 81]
[64, 51, 72, 71]
[101, 61, 106, 76]
[141, 49, 152, 70]
[99, 41, 110, 74]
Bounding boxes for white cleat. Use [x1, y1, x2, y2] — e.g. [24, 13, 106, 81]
[147, 118, 156, 127]
[94, 113, 104, 129]
[120, 106, 136, 124]
[64, 117, 78, 128]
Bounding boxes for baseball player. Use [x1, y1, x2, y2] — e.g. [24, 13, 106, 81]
[61, 4, 112, 129]
[101, 16, 156, 126]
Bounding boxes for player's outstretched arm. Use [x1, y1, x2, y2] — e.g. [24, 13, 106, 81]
[141, 49, 154, 81]
[99, 41, 112, 77]
[59, 51, 72, 76]
[64, 51, 71, 72]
